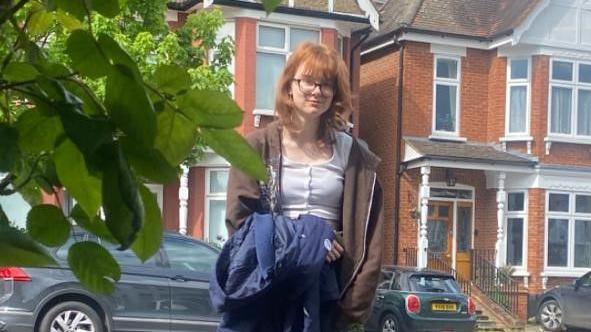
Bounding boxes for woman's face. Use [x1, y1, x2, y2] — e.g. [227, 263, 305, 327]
[289, 64, 334, 120]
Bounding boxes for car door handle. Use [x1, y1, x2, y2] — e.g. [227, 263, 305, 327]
[377, 295, 385, 300]
[170, 275, 188, 282]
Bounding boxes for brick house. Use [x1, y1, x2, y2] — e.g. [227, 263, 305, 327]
[158, 0, 378, 246]
[360, 0, 591, 323]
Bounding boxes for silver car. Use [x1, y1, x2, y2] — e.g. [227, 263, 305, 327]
[0, 231, 221, 332]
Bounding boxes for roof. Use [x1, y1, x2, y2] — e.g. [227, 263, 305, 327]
[365, 0, 542, 48]
[382, 265, 454, 277]
[168, 0, 375, 26]
[403, 137, 537, 167]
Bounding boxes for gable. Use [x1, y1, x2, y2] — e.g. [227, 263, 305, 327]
[520, 0, 591, 51]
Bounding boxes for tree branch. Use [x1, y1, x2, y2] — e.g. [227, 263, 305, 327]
[0, 0, 29, 27]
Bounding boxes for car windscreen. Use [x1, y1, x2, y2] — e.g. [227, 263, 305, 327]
[408, 274, 461, 293]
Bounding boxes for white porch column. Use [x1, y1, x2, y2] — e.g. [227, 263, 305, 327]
[418, 166, 431, 269]
[178, 165, 190, 235]
[495, 172, 506, 268]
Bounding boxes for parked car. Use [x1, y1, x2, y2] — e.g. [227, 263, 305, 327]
[365, 266, 477, 332]
[536, 270, 591, 331]
[0, 231, 221, 332]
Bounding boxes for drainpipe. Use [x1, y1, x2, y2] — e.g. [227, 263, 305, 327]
[393, 34, 405, 264]
[349, 27, 373, 87]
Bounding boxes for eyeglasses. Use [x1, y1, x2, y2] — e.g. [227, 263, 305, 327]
[292, 78, 334, 97]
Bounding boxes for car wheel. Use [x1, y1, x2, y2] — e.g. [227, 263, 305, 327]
[538, 300, 564, 332]
[380, 313, 400, 332]
[39, 301, 104, 332]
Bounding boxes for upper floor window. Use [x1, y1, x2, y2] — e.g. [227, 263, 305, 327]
[546, 192, 591, 270]
[255, 24, 319, 113]
[433, 56, 461, 137]
[506, 59, 530, 136]
[549, 59, 591, 138]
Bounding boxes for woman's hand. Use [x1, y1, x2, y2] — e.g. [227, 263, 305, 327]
[326, 240, 344, 263]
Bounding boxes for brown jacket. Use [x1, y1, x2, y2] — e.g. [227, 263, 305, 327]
[225, 121, 384, 324]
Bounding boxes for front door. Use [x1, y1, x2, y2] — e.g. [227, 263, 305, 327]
[427, 201, 453, 268]
[456, 203, 472, 279]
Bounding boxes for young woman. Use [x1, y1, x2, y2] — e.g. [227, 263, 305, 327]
[225, 42, 384, 330]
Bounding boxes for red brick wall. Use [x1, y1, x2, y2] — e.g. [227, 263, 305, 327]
[460, 48, 490, 141]
[163, 182, 180, 231]
[234, 17, 257, 136]
[360, 47, 400, 263]
[527, 188, 545, 294]
[401, 42, 433, 138]
[187, 167, 205, 238]
[487, 53, 507, 142]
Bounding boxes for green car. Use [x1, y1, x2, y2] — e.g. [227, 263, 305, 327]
[365, 266, 477, 332]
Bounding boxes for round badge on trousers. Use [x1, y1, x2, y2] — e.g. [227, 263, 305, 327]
[324, 239, 332, 251]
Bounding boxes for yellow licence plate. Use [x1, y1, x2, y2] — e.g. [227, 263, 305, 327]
[431, 303, 457, 311]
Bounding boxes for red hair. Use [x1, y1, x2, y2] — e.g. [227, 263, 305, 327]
[274, 42, 352, 141]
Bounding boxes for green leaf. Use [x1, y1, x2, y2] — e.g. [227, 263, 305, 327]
[200, 129, 266, 181]
[262, 0, 282, 13]
[0, 124, 19, 172]
[55, 10, 83, 31]
[131, 185, 163, 262]
[105, 65, 156, 147]
[0, 225, 57, 267]
[153, 64, 191, 95]
[67, 241, 121, 294]
[26, 204, 70, 247]
[121, 139, 179, 183]
[178, 89, 243, 129]
[16, 109, 64, 153]
[102, 145, 143, 249]
[70, 204, 117, 244]
[54, 139, 102, 217]
[98, 34, 141, 79]
[58, 107, 112, 156]
[66, 30, 109, 79]
[29, 9, 55, 36]
[3, 62, 39, 82]
[154, 109, 197, 165]
[91, 0, 120, 18]
[55, 0, 86, 20]
[61, 81, 103, 116]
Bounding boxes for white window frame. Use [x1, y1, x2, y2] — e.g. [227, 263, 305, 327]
[432, 55, 462, 139]
[504, 191, 528, 271]
[255, 22, 320, 116]
[547, 58, 591, 143]
[505, 58, 532, 137]
[545, 190, 591, 275]
[204, 168, 229, 243]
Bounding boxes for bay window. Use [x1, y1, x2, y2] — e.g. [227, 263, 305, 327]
[549, 59, 591, 139]
[433, 56, 461, 137]
[255, 24, 319, 114]
[506, 59, 530, 136]
[546, 192, 591, 270]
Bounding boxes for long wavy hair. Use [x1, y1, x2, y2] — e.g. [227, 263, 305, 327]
[274, 42, 352, 143]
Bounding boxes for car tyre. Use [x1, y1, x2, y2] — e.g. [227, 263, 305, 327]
[380, 313, 400, 332]
[39, 301, 104, 332]
[538, 299, 565, 332]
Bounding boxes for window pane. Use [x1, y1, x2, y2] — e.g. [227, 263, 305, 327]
[164, 238, 218, 274]
[552, 61, 573, 81]
[259, 26, 285, 48]
[508, 193, 525, 211]
[580, 64, 591, 83]
[208, 200, 227, 246]
[457, 206, 472, 252]
[550, 87, 572, 134]
[0, 192, 30, 229]
[509, 86, 527, 133]
[576, 195, 591, 213]
[256, 52, 285, 110]
[427, 220, 448, 253]
[435, 84, 457, 132]
[289, 28, 319, 51]
[511, 59, 528, 80]
[549, 193, 570, 212]
[507, 218, 524, 266]
[548, 218, 569, 267]
[436, 58, 458, 79]
[575, 220, 591, 267]
[209, 170, 228, 193]
[578, 89, 591, 136]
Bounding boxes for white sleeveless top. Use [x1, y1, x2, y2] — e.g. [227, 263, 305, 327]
[280, 131, 353, 220]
